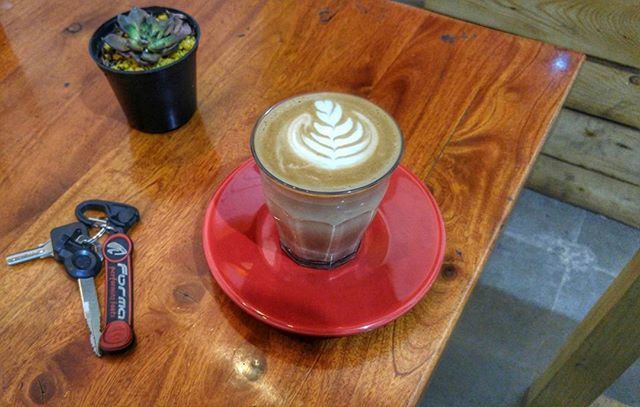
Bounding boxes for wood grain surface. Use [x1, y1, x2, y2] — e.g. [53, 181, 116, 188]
[528, 154, 640, 229]
[527, 108, 640, 228]
[541, 109, 639, 187]
[421, 1, 640, 130]
[566, 59, 640, 130]
[422, 0, 640, 68]
[0, 0, 582, 405]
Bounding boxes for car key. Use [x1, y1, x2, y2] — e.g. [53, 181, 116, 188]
[6, 222, 99, 273]
[5, 240, 54, 266]
[6, 222, 104, 356]
[76, 200, 140, 353]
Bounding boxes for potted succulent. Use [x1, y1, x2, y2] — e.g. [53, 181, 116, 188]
[89, 7, 200, 133]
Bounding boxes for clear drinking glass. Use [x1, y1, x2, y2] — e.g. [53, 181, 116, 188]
[251, 94, 403, 269]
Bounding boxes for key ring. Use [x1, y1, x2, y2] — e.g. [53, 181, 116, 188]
[75, 223, 110, 245]
[86, 217, 119, 234]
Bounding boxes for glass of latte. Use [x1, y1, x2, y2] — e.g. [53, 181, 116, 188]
[251, 92, 403, 269]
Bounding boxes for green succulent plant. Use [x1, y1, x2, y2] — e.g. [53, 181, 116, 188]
[103, 7, 193, 66]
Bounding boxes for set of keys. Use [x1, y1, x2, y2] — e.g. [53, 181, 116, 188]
[6, 200, 140, 357]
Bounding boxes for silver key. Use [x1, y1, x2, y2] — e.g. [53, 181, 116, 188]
[79, 278, 102, 356]
[5, 241, 54, 265]
[6, 225, 103, 357]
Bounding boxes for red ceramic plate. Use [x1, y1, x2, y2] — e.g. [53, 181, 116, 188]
[202, 159, 446, 336]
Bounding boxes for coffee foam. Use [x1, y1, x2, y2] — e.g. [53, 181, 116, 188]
[287, 99, 379, 169]
[252, 93, 402, 192]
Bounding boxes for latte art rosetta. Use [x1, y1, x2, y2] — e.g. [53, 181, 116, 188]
[287, 99, 379, 169]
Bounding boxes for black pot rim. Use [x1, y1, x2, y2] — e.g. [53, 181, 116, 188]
[88, 6, 201, 75]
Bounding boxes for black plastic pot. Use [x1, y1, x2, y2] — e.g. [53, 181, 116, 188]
[89, 7, 200, 133]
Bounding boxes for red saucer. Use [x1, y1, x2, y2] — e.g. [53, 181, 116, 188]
[202, 159, 446, 336]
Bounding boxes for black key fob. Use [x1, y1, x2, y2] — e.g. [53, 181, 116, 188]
[75, 200, 140, 233]
[50, 222, 102, 279]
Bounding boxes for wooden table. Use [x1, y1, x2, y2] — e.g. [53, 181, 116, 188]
[0, 0, 582, 405]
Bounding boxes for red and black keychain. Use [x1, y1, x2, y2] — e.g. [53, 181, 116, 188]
[101, 233, 134, 352]
[75, 200, 140, 353]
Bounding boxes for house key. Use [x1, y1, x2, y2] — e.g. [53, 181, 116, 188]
[6, 222, 104, 356]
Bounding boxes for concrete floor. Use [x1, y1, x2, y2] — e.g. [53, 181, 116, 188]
[419, 189, 640, 406]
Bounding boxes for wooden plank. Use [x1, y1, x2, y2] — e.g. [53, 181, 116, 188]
[589, 395, 630, 407]
[527, 154, 640, 228]
[525, 251, 640, 407]
[422, 0, 640, 68]
[567, 59, 640, 129]
[541, 109, 640, 187]
[0, 0, 583, 405]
